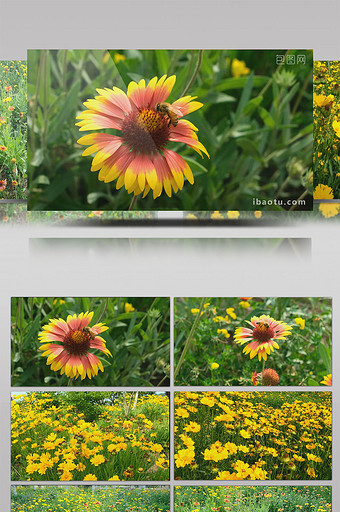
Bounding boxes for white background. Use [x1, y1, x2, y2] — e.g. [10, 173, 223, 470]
[1, 0, 339, 509]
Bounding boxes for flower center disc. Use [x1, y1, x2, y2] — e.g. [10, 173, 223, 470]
[121, 109, 169, 154]
[63, 329, 91, 355]
[253, 322, 275, 343]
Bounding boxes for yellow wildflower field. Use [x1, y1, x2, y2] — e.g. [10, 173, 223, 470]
[174, 391, 331, 480]
[11, 391, 169, 481]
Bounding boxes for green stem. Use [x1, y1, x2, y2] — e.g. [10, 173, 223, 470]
[67, 377, 73, 387]
[288, 189, 309, 211]
[181, 50, 204, 97]
[292, 69, 313, 116]
[158, 306, 170, 334]
[275, 175, 290, 200]
[157, 374, 168, 387]
[262, 359, 266, 383]
[181, 51, 195, 94]
[96, 297, 109, 324]
[30, 53, 45, 154]
[128, 194, 138, 211]
[140, 298, 158, 325]
[174, 297, 206, 380]
[62, 50, 68, 92]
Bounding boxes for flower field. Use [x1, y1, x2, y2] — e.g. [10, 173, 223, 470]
[11, 392, 169, 481]
[313, 61, 340, 198]
[28, 49, 313, 211]
[11, 485, 170, 512]
[174, 297, 332, 386]
[174, 392, 332, 480]
[0, 60, 27, 199]
[175, 485, 331, 512]
[11, 297, 170, 387]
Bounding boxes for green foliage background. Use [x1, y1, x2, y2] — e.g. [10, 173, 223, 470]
[12, 485, 170, 512]
[28, 49, 313, 211]
[174, 297, 332, 386]
[175, 485, 331, 512]
[0, 60, 27, 199]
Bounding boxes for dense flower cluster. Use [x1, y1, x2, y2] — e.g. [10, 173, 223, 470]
[11, 392, 169, 481]
[313, 61, 340, 208]
[12, 485, 170, 512]
[174, 485, 332, 512]
[174, 391, 332, 480]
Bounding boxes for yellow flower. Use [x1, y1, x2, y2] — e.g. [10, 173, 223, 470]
[175, 448, 195, 467]
[124, 302, 135, 313]
[114, 53, 126, 63]
[231, 58, 250, 78]
[211, 211, 223, 219]
[239, 301, 250, 308]
[227, 210, 240, 219]
[294, 317, 305, 330]
[184, 421, 201, 433]
[226, 308, 237, 319]
[210, 362, 220, 370]
[84, 473, 97, 480]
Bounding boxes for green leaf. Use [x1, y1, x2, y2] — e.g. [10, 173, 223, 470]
[202, 91, 236, 104]
[215, 75, 269, 92]
[258, 107, 276, 128]
[319, 343, 331, 373]
[235, 72, 254, 121]
[30, 149, 44, 167]
[47, 79, 81, 144]
[183, 156, 209, 175]
[236, 138, 264, 163]
[242, 95, 263, 116]
[87, 192, 109, 205]
[35, 174, 50, 185]
[109, 52, 131, 87]
[156, 50, 170, 75]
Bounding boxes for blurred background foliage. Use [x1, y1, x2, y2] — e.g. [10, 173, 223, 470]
[28, 49, 313, 211]
[11, 297, 170, 386]
[174, 297, 332, 386]
[0, 60, 27, 199]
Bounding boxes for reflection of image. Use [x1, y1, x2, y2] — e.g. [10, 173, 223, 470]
[28, 49, 313, 211]
[174, 297, 332, 386]
[11, 297, 170, 387]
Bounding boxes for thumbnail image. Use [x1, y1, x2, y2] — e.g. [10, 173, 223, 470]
[11, 485, 170, 512]
[174, 391, 332, 480]
[0, 60, 27, 200]
[28, 49, 313, 211]
[174, 297, 332, 386]
[11, 391, 169, 481]
[314, 60, 340, 200]
[11, 297, 170, 386]
[174, 485, 331, 511]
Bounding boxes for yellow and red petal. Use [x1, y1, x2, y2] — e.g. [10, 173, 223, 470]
[169, 133, 209, 159]
[76, 111, 122, 131]
[171, 96, 203, 116]
[163, 149, 194, 186]
[150, 75, 176, 108]
[95, 87, 132, 115]
[84, 97, 125, 119]
[77, 133, 123, 158]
